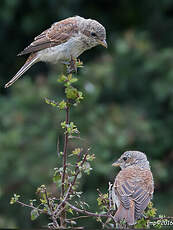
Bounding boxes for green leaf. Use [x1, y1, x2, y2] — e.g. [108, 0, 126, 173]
[61, 121, 66, 129]
[70, 77, 78, 83]
[65, 86, 78, 100]
[58, 74, 67, 82]
[10, 194, 20, 204]
[31, 209, 39, 221]
[58, 100, 67, 109]
[72, 148, 81, 155]
[45, 98, 58, 107]
[67, 208, 73, 214]
[53, 173, 61, 184]
[86, 154, 96, 161]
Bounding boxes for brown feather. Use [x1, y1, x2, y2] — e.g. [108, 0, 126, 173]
[5, 53, 38, 88]
[18, 17, 78, 56]
[114, 200, 135, 225]
[113, 166, 154, 225]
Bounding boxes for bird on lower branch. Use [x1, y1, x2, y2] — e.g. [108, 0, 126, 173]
[112, 151, 154, 226]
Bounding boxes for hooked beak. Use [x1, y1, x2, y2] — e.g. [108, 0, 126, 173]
[112, 160, 120, 167]
[98, 39, 108, 48]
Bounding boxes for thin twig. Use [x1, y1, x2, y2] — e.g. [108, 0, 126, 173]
[44, 187, 52, 212]
[61, 104, 70, 197]
[66, 215, 90, 221]
[65, 201, 112, 219]
[44, 188, 60, 227]
[60, 103, 70, 227]
[16, 200, 46, 214]
[66, 202, 117, 227]
[57, 136, 60, 157]
[54, 150, 89, 217]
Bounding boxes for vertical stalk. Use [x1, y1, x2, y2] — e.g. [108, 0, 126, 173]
[60, 103, 69, 227]
[61, 104, 69, 196]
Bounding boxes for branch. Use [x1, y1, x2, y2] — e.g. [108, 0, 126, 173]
[16, 200, 46, 214]
[66, 216, 90, 221]
[65, 201, 115, 220]
[44, 187, 52, 212]
[43, 187, 60, 228]
[60, 102, 70, 227]
[54, 150, 89, 217]
[61, 104, 70, 197]
[57, 136, 60, 157]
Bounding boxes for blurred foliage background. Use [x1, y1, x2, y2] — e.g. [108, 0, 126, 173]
[0, 0, 173, 228]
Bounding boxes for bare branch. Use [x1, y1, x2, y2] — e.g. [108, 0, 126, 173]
[61, 104, 70, 197]
[54, 150, 89, 218]
[16, 200, 46, 214]
[65, 201, 109, 218]
[57, 136, 60, 157]
[65, 201, 117, 227]
[60, 102, 70, 226]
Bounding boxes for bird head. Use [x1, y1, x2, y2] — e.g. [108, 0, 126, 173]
[112, 151, 150, 169]
[79, 17, 107, 48]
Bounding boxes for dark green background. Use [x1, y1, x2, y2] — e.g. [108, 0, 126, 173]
[0, 0, 173, 228]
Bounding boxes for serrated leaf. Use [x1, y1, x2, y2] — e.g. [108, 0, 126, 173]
[65, 86, 78, 99]
[58, 100, 67, 109]
[58, 74, 67, 82]
[70, 78, 78, 83]
[53, 174, 61, 184]
[68, 208, 73, 214]
[72, 148, 81, 155]
[31, 209, 39, 221]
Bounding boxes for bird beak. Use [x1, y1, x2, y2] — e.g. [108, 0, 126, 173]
[112, 160, 120, 167]
[98, 39, 108, 48]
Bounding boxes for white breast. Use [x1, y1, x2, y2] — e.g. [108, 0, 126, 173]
[37, 36, 86, 64]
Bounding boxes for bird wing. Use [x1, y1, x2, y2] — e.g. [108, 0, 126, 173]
[132, 169, 154, 219]
[18, 17, 78, 56]
[114, 177, 134, 209]
[114, 167, 154, 218]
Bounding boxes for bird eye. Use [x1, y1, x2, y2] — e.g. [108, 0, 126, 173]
[123, 157, 127, 161]
[91, 32, 97, 37]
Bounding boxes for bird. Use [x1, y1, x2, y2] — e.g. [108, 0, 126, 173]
[112, 151, 154, 226]
[5, 16, 107, 88]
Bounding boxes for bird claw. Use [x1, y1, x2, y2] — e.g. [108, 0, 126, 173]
[67, 57, 77, 74]
[61, 60, 70, 65]
[62, 57, 77, 74]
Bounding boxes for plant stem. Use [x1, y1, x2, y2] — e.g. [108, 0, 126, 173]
[61, 104, 70, 197]
[16, 200, 45, 214]
[60, 103, 69, 227]
[65, 201, 114, 219]
[54, 151, 89, 218]
[66, 202, 117, 227]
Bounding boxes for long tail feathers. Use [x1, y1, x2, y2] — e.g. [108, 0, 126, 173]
[5, 54, 38, 88]
[114, 202, 135, 226]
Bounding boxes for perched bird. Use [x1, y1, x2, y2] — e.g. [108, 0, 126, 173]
[5, 16, 107, 88]
[112, 151, 154, 225]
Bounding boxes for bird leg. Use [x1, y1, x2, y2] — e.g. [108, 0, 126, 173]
[62, 56, 77, 74]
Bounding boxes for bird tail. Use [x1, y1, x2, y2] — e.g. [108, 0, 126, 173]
[5, 53, 38, 88]
[114, 202, 135, 226]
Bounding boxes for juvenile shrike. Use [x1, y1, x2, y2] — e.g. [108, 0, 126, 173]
[112, 151, 154, 225]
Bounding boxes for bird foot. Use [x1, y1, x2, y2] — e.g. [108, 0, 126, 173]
[62, 57, 77, 74]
